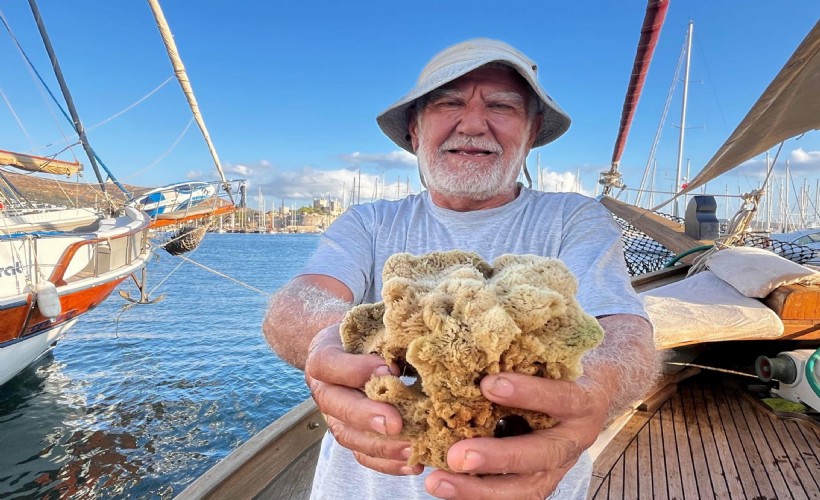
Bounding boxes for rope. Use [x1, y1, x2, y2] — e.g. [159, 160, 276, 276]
[86, 76, 175, 133]
[122, 117, 195, 181]
[145, 237, 268, 297]
[173, 254, 269, 296]
[687, 189, 762, 276]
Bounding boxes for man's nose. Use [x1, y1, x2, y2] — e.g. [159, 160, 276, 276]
[456, 103, 489, 136]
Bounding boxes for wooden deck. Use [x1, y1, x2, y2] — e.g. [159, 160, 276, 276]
[588, 373, 820, 499]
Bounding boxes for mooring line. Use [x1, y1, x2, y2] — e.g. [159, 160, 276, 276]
[170, 252, 269, 296]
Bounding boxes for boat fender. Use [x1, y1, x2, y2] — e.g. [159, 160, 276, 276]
[35, 280, 61, 320]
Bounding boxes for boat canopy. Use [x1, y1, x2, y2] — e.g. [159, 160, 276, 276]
[0, 149, 82, 176]
[680, 19, 820, 195]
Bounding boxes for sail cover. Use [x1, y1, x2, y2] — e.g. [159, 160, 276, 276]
[0, 149, 82, 175]
[682, 20, 820, 195]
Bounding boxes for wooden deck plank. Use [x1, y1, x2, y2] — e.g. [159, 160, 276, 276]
[710, 382, 760, 499]
[590, 475, 610, 500]
[591, 412, 651, 480]
[659, 403, 683, 499]
[724, 385, 780, 499]
[648, 412, 667, 499]
[587, 476, 605, 499]
[738, 394, 794, 496]
[636, 423, 653, 499]
[690, 383, 731, 498]
[756, 411, 811, 500]
[670, 390, 699, 499]
[623, 437, 639, 499]
[590, 373, 820, 500]
[701, 382, 746, 498]
[784, 420, 820, 492]
[606, 455, 624, 499]
[680, 384, 714, 498]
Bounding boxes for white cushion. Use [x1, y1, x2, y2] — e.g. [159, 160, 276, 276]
[706, 246, 819, 298]
[640, 270, 783, 349]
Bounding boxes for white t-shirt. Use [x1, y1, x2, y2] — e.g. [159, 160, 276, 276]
[300, 187, 646, 499]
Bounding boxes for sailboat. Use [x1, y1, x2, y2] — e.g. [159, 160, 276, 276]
[0, 2, 151, 385]
[1, 0, 243, 384]
[176, 4, 820, 498]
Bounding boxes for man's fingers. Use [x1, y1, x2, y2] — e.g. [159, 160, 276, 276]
[353, 451, 424, 476]
[425, 468, 568, 500]
[445, 431, 582, 475]
[325, 414, 413, 463]
[305, 325, 394, 389]
[309, 379, 404, 436]
[480, 373, 609, 421]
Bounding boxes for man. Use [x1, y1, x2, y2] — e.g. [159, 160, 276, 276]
[264, 38, 658, 500]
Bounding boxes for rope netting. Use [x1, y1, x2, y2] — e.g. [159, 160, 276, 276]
[612, 212, 818, 277]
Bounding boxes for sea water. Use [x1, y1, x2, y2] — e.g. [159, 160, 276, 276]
[0, 233, 319, 498]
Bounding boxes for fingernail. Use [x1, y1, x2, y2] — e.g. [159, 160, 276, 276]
[374, 365, 393, 377]
[401, 446, 412, 460]
[370, 415, 387, 434]
[399, 465, 418, 475]
[489, 376, 514, 397]
[433, 480, 456, 498]
[460, 450, 484, 471]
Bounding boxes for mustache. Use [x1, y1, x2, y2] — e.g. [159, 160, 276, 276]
[438, 136, 503, 154]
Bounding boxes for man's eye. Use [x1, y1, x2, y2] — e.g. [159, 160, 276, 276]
[489, 103, 515, 110]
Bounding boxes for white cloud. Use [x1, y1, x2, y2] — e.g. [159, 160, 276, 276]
[185, 169, 204, 180]
[791, 148, 820, 165]
[531, 168, 591, 196]
[339, 150, 416, 170]
[258, 166, 418, 205]
[726, 147, 820, 184]
[226, 164, 253, 176]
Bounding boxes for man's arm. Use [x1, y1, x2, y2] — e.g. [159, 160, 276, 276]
[263, 274, 421, 476]
[263, 274, 353, 369]
[586, 314, 659, 421]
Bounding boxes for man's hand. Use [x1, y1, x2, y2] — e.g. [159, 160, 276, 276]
[304, 324, 425, 476]
[424, 373, 610, 499]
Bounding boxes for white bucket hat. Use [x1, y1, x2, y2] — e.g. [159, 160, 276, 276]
[376, 38, 571, 154]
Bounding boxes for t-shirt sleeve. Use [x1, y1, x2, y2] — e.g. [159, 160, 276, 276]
[559, 198, 648, 320]
[298, 207, 375, 305]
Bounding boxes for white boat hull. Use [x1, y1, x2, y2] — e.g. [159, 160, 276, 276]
[0, 317, 78, 385]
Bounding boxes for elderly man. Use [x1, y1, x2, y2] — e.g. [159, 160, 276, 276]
[264, 38, 657, 500]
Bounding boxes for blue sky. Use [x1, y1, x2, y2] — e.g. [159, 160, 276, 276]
[1, 1, 818, 210]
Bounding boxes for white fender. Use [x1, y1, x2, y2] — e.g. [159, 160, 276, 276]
[35, 280, 62, 319]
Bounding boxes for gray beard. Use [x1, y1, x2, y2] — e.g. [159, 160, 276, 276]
[417, 141, 528, 201]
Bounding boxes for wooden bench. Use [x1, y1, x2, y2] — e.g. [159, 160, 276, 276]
[763, 283, 820, 341]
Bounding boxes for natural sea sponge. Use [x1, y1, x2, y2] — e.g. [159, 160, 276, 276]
[340, 250, 604, 470]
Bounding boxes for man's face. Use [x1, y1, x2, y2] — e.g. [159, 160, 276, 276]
[409, 65, 541, 202]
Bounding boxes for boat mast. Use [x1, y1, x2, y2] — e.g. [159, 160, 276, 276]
[27, 0, 108, 195]
[146, 0, 234, 204]
[674, 21, 694, 217]
[601, 0, 669, 197]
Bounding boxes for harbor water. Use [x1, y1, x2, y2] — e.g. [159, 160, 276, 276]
[0, 233, 319, 498]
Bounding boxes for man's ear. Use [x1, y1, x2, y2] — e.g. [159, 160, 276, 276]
[528, 113, 543, 148]
[407, 107, 420, 152]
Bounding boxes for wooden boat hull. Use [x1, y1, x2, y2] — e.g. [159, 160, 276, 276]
[177, 399, 327, 499]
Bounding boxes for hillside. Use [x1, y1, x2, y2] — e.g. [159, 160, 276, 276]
[1, 170, 146, 208]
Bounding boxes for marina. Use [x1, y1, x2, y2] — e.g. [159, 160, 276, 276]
[1, 0, 820, 498]
[0, 233, 317, 498]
